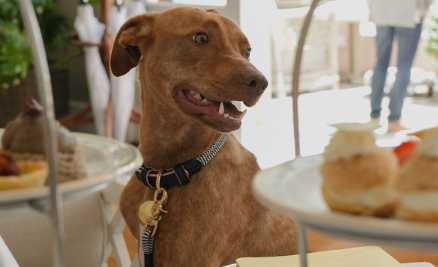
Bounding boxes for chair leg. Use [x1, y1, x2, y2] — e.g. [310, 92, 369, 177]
[130, 254, 140, 267]
[100, 183, 137, 267]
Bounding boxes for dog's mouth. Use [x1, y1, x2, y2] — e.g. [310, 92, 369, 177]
[174, 88, 248, 132]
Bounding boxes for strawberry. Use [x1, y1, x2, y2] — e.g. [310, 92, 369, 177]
[0, 149, 19, 176]
[393, 140, 418, 166]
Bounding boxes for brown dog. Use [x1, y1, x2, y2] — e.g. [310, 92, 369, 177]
[110, 6, 298, 266]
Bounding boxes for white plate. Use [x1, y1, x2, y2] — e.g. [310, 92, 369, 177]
[252, 155, 438, 251]
[0, 130, 142, 205]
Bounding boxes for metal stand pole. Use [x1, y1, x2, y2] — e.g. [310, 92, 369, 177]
[17, 1, 63, 266]
[291, 0, 321, 157]
[298, 222, 308, 267]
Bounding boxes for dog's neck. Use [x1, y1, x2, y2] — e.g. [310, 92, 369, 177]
[138, 86, 222, 169]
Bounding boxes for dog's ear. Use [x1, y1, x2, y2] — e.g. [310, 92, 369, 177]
[110, 14, 154, 77]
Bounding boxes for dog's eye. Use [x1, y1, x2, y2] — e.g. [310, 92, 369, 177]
[192, 33, 208, 44]
[245, 49, 251, 60]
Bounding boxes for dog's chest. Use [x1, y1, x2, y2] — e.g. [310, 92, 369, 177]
[150, 163, 259, 258]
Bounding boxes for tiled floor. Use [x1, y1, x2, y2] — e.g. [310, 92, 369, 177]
[247, 84, 438, 169]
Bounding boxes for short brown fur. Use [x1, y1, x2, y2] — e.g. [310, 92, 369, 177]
[110, 7, 298, 266]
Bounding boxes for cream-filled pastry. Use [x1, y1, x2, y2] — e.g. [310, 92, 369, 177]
[396, 126, 438, 222]
[320, 122, 398, 217]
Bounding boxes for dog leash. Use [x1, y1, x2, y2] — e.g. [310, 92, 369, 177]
[135, 133, 228, 267]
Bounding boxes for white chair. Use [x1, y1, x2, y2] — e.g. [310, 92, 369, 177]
[100, 179, 140, 267]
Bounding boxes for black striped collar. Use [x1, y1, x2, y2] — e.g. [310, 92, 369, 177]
[135, 134, 228, 189]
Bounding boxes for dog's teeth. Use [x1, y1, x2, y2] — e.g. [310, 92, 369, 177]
[219, 102, 224, 115]
[229, 116, 241, 121]
[194, 93, 202, 100]
[232, 101, 244, 112]
[224, 113, 229, 118]
[190, 90, 197, 96]
[202, 98, 208, 104]
[241, 109, 247, 118]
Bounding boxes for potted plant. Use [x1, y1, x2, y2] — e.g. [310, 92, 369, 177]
[0, 0, 74, 127]
[426, 11, 438, 59]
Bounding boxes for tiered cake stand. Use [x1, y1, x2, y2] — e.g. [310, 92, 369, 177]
[0, 129, 142, 216]
[252, 155, 438, 267]
[253, 0, 438, 266]
[1, 1, 142, 266]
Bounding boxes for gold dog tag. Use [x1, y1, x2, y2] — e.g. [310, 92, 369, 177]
[138, 201, 155, 224]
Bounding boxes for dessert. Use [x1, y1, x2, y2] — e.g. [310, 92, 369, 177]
[320, 122, 399, 217]
[1, 98, 86, 183]
[395, 126, 438, 222]
[0, 149, 48, 190]
[0, 149, 19, 176]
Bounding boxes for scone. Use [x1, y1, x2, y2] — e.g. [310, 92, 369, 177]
[1, 98, 86, 183]
[395, 126, 438, 222]
[320, 122, 399, 217]
[0, 149, 48, 190]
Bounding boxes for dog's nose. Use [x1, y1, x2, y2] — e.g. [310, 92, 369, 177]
[242, 71, 268, 95]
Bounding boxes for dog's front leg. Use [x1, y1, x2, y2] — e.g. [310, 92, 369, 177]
[120, 174, 150, 238]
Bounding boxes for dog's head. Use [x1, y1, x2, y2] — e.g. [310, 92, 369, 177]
[110, 7, 268, 132]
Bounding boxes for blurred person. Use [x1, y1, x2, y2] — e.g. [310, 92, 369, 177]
[368, 0, 433, 131]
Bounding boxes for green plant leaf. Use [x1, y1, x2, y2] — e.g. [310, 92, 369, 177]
[0, 0, 74, 86]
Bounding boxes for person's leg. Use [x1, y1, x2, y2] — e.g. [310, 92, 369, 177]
[370, 26, 394, 119]
[389, 22, 423, 123]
